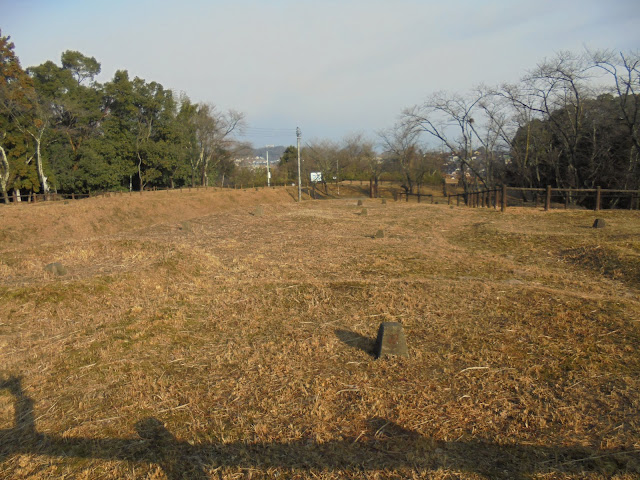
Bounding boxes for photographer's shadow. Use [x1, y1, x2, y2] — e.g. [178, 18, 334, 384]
[1, 375, 637, 479]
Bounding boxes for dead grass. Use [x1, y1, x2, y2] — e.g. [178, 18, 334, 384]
[1, 191, 639, 479]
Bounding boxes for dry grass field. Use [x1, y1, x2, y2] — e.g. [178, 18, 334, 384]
[1, 187, 639, 479]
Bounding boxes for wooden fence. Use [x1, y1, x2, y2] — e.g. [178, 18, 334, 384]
[1, 183, 295, 205]
[394, 192, 434, 203]
[447, 186, 640, 211]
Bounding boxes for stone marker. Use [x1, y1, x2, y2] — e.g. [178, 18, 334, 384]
[375, 229, 385, 238]
[44, 262, 67, 276]
[593, 218, 606, 228]
[253, 205, 264, 217]
[179, 221, 192, 232]
[381, 199, 387, 205]
[357, 199, 363, 206]
[360, 208, 368, 216]
[374, 322, 408, 358]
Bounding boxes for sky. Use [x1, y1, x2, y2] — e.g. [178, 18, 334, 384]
[3, 0, 640, 147]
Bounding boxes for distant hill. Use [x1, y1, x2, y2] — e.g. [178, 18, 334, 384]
[253, 145, 288, 161]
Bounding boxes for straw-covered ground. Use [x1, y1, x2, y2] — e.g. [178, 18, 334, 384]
[1, 187, 639, 479]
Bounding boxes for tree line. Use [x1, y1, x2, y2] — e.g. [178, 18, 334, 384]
[2, 31, 638, 205]
[396, 50, 640, 199]
[281, 49, 639, 203]
[1, 33, 247, 203]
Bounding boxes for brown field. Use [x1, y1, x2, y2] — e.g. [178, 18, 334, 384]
[1, 187, 639, 479]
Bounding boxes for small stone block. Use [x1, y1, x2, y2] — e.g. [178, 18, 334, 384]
[374, 322, 408, 358]
[375, 229, 385, 238]
[361, 208, 368, 216]
[593, 218, 606, 228]
[357, 200, 363, 206]
[381, 199, 387, 205]
[44, 262, 67, 276]
[253, 206, 264, 217]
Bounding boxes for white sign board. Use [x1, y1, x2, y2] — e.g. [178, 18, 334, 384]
[310, 172, 322, 183]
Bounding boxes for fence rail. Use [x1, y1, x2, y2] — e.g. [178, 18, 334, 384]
[4, 183, 640, 212]
[394, 192, 434, 203]
[446, 185, 640, 211]
[1, 183, 297, 205]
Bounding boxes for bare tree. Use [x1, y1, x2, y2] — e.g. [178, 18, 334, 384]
[304, 139, 339, 193]
[589, 49, 640, 189]
[509, 51, 594, 188]
[378, 120, 422, 193]
[341, 134, 380, 195]
[403, 91, 487, 193]
[193, 104, 245, 187]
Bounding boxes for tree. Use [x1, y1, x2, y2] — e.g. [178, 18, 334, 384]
[378, 119, 423, 194]
[0, 32, 41, 202]
[503, 51, 595, 188]
[187, 103, 245, 187]
[304, 139, 339, 193]
[60, 50, 100, 86]
[589, 49, 640, 190]
[403, 91, 488, 194]
[341, 134, 381, 195]
[28, 52, 106, 192]
[278, 146, 299, 184]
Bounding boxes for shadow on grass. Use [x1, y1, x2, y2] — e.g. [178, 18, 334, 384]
[335, 329, 376, 357]
[1, 376, 638, 479]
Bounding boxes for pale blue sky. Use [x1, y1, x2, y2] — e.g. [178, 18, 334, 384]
[3, 0, 639, 147]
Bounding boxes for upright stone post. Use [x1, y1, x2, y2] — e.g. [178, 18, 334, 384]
[374, 322, 408, 359]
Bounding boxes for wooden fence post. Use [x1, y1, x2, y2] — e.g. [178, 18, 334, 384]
[448, 195, 451, 205]
[501, 185, 507, 212]
[545, 185, 551, 211]
[595, 186, 601, 211]
[457, 195, 460, 206]
[417, 192, 421, 203]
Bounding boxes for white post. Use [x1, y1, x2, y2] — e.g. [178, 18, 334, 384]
[296, 127, 302, 202]
[265, 144, 274, 187]
[336, 156, 339, 195]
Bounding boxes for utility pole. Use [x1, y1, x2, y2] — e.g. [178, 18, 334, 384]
[296, 127, 302, 202]
[265, 144, 274, 187]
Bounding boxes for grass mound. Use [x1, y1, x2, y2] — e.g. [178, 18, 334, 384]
[561, 244, 640, 287]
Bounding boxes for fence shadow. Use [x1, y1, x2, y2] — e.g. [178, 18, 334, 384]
[1, 376, 638, 479]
